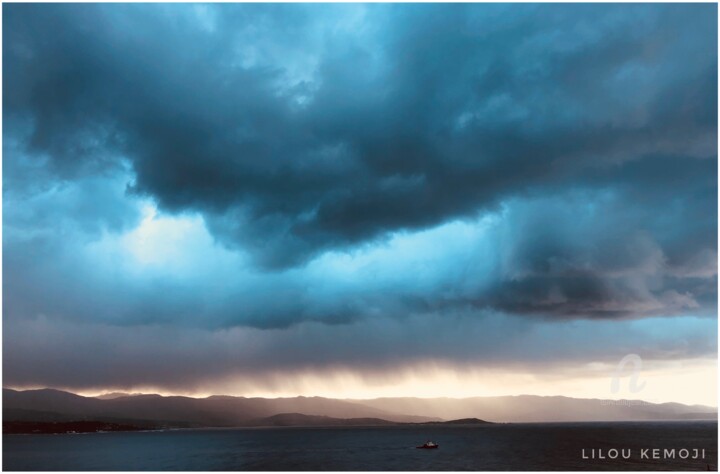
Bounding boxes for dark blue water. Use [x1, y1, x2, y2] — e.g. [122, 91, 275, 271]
[3, 421, 717, 471]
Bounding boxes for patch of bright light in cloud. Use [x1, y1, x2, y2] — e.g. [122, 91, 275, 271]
[89, 195, 503, 299]
[87, 200, 247, 279]
[120, 204, 209, 268]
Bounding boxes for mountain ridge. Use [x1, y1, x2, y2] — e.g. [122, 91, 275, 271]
[4, 388, 716, 428]
[3, 388, 436, 427]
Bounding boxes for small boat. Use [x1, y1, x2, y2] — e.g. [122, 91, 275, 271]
[416, 441, 439, 449]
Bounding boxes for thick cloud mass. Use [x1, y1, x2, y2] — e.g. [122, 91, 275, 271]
[3, 4, 717, 392]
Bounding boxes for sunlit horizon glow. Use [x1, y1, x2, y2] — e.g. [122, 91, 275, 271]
[9, 358, 718, 407]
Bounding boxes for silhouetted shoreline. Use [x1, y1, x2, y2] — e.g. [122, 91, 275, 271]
[3, 420, 148, 435]
[3, 414, 497, 435]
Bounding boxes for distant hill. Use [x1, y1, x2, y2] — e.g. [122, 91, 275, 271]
[3, 388, 434, 429]
[244, 413, 397, 427]
[421, 417, 493, 425]
[3, 388, 716, 431]
[351, 395, 718, 423]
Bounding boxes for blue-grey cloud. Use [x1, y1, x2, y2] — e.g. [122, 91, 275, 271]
[2, 4, 717, 390]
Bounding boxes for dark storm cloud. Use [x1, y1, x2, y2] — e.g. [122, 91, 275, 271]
[6, 4, 716, 263]
[3, 3, 717, 329]
[3, 4, 717, 391]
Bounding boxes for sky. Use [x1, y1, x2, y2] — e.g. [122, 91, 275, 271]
[3, 3, 718, 406]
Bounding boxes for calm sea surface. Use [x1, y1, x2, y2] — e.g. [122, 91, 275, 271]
[3, 421, 717, 471]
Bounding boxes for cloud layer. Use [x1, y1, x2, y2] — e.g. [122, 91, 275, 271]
[3, 4, 717, 393]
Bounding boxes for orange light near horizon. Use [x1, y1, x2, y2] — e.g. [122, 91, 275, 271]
[37, 358, 718, 407]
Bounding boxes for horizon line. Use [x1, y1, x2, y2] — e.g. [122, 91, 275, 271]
[4, 386, 717, 409]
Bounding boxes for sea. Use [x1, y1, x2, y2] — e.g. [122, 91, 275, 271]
[3, 421, 717, 471]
